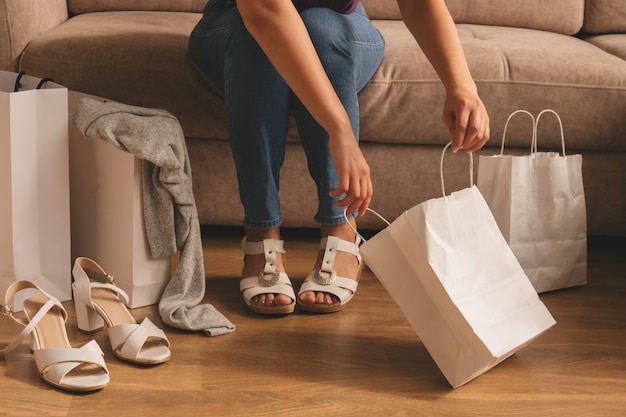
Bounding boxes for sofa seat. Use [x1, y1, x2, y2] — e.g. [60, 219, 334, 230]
[583, 34, 626, 60]
[20, 13, 626, 154]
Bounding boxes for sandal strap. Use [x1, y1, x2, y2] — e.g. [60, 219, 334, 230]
[73, 257, 131, 308]
[299, 274, 358, 304]
[242, 237, 286, 256]
[240, 273, 295, 304]
[108, 317, 170, 361]
[34, 340, 108, 384]
[239, 238, 295, 303]
[297, 235, 362, 304]
[1, 281, 66, 355]
[318, 236, 362, 278]
[242, 238, 286, 277]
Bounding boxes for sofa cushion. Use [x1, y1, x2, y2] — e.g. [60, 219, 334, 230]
[361, 0, 584, 35]
[446, 0, 584, 35]
[0, 0, 68, 71]
[584, 34, 626, 60]
[360, 0, 401, 20]
[358, 21, 626, 151]
[68, 0, 206, 13]
[20, 11, 226, 139]
[584, 0, 626, 33]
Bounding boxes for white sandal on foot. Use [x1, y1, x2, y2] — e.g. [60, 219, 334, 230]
[239, 238, 296, 315]
[72, 257, 171, 365]
[298, 235, 362, 313]
[1, 280, 110, 392]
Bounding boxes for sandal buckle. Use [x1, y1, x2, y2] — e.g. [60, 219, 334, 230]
[258, 271, 280, 287]
[2, 304, 12, 316]
[314, 269, 337, 285]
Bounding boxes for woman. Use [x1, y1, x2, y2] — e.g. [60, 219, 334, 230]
[189, 0, 490, 315]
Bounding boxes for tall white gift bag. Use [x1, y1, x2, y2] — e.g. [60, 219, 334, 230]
[68, 92, 171, 308]
[359, 143, 556, 388]
[477, 109, 587, 293]
[0, 71, 71, 302]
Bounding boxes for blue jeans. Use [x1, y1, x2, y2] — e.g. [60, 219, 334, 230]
[189, 1, 385, 228]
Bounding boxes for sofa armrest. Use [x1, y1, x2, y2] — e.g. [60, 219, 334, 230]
[0, 0, 69, 71]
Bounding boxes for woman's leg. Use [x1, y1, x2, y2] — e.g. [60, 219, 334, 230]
[191, 1, 290, 229]
[293, 5, 385, 307]
[294, 5, 384, 225]
[189, 0, 293, 307]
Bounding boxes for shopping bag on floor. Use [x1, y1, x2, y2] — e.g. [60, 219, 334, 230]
[68, 92, 171, 308]
[477, 109, 587, 293]
[0, 71, 71, 303]
[359, 143, 556, 388]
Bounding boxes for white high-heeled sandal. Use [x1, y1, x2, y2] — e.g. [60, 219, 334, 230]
[72, 257, 171, 365]
[1, 280, 110, 392]
[239, 238, 296, 315]
[298, 235, 362, 313]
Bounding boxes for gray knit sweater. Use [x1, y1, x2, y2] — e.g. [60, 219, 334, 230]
[73, 98, 235, 336]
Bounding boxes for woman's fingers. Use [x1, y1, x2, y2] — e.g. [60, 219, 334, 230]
[330, 165, 373, 217]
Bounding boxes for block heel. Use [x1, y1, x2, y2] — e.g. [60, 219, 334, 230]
[74, 294, 105, 333]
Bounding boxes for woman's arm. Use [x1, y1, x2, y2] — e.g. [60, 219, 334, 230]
[236, 0, 372, 216]
[397, 0, 490, 152]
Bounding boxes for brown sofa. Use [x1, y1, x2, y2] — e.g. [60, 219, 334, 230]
[2, 0, 625, 235]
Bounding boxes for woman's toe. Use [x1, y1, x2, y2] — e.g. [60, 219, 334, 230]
[299, 291, 314, 304]
[274, 293, 292, 306]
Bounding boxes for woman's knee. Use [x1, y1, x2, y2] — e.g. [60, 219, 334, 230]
[301, 9, 353, 59]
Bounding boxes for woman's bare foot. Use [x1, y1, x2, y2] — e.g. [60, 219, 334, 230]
[298, 220, 360, 307]
[243, 227, 293, 307]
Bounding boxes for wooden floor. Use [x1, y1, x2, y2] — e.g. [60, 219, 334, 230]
[2, 227, 625, 417]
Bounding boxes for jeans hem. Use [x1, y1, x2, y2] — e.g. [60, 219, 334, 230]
[314, 211, 357, 226]
[243, 216, 283, 229]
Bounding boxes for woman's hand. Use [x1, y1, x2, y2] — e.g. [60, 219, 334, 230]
[443, 87, 490, 153]
[328, 130, 373, 217]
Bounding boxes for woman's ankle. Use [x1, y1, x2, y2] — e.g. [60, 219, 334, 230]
[245, 226, 281, 242]
[320, 219, 357, 241]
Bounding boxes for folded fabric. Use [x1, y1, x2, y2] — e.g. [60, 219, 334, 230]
[73, 98, 235, 336]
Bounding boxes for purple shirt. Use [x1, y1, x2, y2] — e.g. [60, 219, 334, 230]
[292, 0, 360, 14]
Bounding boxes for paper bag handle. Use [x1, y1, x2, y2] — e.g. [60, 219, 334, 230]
[12, 71, 56, 91]
[344, 142, 473, 242]
[533, 109, 567, 157]
[36, 77, 56, 89]
[440, 142, 473, 197]
[343, 207, 390, 244]
[13, 71, 26, 92]
[499, 109, 535, 155]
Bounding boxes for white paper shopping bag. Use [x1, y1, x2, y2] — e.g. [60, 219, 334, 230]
[359, 143, 556, 388]
[477, 109, 587, 293]
[68, 91, 171, 308]
[0, 71, 71, 302]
